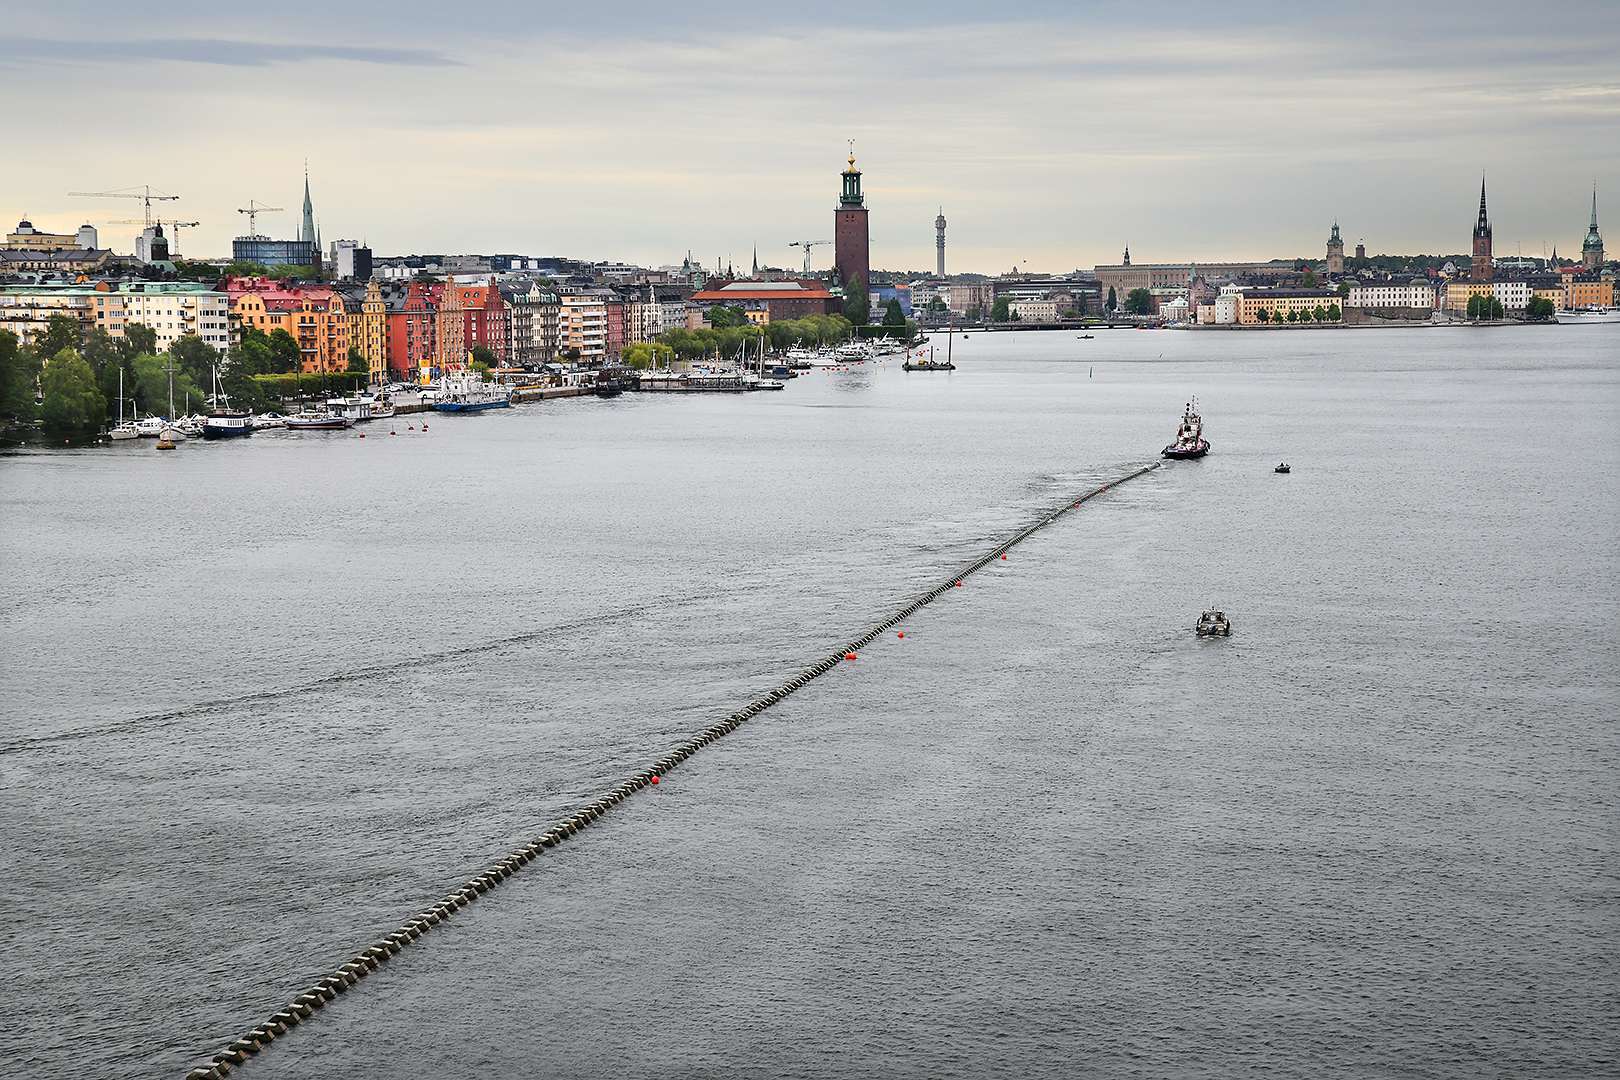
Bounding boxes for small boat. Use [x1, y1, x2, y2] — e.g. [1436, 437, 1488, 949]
[134, 416, 168, 438]
[595, 379, 623, 398]
[902, 359, 955, 371]
[369, 404, 396, 420]
[1195, 608, 1231, 637]
[109, 369, 138, 440]
[252, 412, 288, 429]
[284, 410, 350, 430]
[159, 423, 187, 443]
[432, 372, 512, 411]
[1161, 399, 1210, 459]
[1275, 462, 1291, 473]
[1077, 334, 1094, 339]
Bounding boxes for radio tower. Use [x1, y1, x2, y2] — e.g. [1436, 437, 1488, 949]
[935, 208, 947, 279]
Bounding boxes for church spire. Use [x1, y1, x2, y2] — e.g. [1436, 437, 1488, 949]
[300, 162, 316, 247]
[1474, 176, 1490, 239]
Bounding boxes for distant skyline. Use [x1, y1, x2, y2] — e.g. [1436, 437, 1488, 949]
[3, 0, 1616, 273]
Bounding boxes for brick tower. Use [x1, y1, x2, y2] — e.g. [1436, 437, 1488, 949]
[1471, 178, 1493, 282]
[833, 149, 870, 317]
[1326, 221, 1345, 275]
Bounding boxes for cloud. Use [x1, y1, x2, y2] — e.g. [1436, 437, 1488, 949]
[0, 36, 460, 69]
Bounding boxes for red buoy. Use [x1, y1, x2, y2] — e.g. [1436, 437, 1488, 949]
[650, 776, 659, 784]
[956, 581, 963, 587]
[1001, 554, 1007, 559]
[897, 632, 903, 638]
[845, 653, 857, 660]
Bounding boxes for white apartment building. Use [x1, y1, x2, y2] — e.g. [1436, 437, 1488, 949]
[1345, 278, 1435, 309]
[1491, 280, 1531, 311]
[111, 290, 231, 352]
[1009, 298, 1057, 321]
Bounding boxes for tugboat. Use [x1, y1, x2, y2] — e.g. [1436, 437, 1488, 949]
[1196, 608, 1231, 637]
[1161, 399, 1210, 459]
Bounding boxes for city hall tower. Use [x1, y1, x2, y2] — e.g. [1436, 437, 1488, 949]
[834, 150, 870, 311]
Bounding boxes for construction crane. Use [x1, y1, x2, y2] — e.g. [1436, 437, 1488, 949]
[236, 200, 283, 237]
[790, 239, 833, 276]
[107, 219, 199, 255]
[68, 185, 179, 229]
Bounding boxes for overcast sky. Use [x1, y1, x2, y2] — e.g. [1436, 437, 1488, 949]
[3, 1, 1616, 273]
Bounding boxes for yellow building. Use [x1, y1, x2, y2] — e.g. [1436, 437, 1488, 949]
[360, 281, 388, 383]
[1231, 288, 1342, 324]
[4, 218, 94, 252]
[1441, 279, 1494, 314]
[1566, 276, 1613, 310]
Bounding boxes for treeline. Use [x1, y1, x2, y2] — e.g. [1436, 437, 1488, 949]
[0, 314, 265, 433]
[620, 313, 857, 368]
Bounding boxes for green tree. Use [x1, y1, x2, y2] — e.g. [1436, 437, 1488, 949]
[925, 296, 946, 315]
[168, 333, 219, 387]
[1124, 288, 1154, 316]
[269, 263, 319, 282]
[965, 305, 982, 321]
[1489, 296, 1504, 319]
[34, 314, 83, 361]
[1256, 308, 1271, 323]
[267, 328, 301, 373]
[842, 274, 869, 326]
[40, 349, 105, 431]
[1526, 295, 1556, 320]
[1466, 293, 1482, 320]
[1312, 305, 1327, 322]
[1072, 293, 1089, 318]
[991, 296, 1013, 322]
[1106, 286, 1117, 312]
[234, 328, 277, 375]
[882, 298, 906, 326]
[131, 354, 207, 417]
[348, 346, 373, 374]
[707, 305, 750, 330]
[1336, 281, 1351, 300]
[1327, 303, 1342, 321]
[1286, 308, 1300, 323]
[121, 322, 158, 360]
[224, 260, 269, 277]
[0, 328, 40, 420]
[1301, 269, 1318, 287]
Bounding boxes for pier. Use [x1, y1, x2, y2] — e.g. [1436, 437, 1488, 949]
[180, 461, 1163, 1079]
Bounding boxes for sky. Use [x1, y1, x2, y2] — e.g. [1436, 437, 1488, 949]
[3, 0, 1617, 275]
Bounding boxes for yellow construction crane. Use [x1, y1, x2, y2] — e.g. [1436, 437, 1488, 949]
[236, 200, 283, 237]
[790, 239, 833, 276]
[68, 185, 179, 229]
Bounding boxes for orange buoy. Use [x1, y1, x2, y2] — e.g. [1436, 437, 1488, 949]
[897, 632, 903, 638]
[650, 776, 659, 784]
[1001, 554, 1007, 559]
[956, 581, 963, 587]
[845, 653, 857, 660]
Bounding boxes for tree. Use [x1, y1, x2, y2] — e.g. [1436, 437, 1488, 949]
[1312, 305, 1327, 322]
[1072, 293, 1089, 318]
[267, 328, 302, 373]
[991, 296, 1013, 322]
[168, 334, 219, 388]
[1337, 281, 1351, 300]
[1286, 308, 1300, 323]
[1301, 269, 1318, 287]
[121, 322, 157, 360]
[882, 298, 906, 326]
[842, 274, 869, 326]
[965, 305, 982, 321]
[234, 328, 277, 376]
[1526, 295, 1556, 320]
[224, 260, 269, 278]
[707, 304, 750, 330]
[1124, 288, 1154, 316]
[34, 314, 83, 362]
[1106, 286, 1117, 313]
[1467, 293, 1482, 320]
[1327, 303, 1342, 321]
[1256, 308, 1271, 323]
[40, 349, 105, 431]
[468, 344, 496, 370]
[0, 328, 40, 420]
[925, 296, 947, 315]
[1489, 296, 1504, 319]
[131, 353, 207, 417]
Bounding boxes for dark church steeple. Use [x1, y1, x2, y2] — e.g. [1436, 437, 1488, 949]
[1471, 177, 1493, 282]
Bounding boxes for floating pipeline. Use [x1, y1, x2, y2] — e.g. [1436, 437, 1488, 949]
[182, 460, 1161, 1079]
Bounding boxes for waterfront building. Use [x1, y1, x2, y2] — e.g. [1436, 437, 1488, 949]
[833, 152, 870, 309]
[1093, 258, 1294, 304]
[1326, 222, 1345, 275]
[1471, 179, 1493, 282]
[359, 281, 387, 383]
[1344, 278, 1435, 310]
[558, 290, 606, 361]
[383, 282, 437, 380]
[433, 276, 466, 375]
[1009, 298, 1058, 322]
[1229, 287, 1342, 324]
[1582, 188, 1604, 269]
[690, 279, 842, 322]
[508, 282, 563, 367]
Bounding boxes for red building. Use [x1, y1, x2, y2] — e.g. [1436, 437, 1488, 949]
[383, 282, 436, 381]
[690, 279, 842, 321]
[454, 283, 509, 363]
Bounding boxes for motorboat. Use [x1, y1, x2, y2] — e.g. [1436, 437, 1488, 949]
[1275, 462, 1291, 473]
[1196, 609, 1231, 637]
[252, 412, 288, 429]
[202, 367, 252, 439]
[432, 372, 512, 411]
[284, 410, 350, 430]
[1162, 399, 1211, 459]
[134, 416, 168, 438]
[108, 369, 139, 440]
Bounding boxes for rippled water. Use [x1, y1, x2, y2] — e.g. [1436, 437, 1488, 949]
[2, 326, 1616, 1078]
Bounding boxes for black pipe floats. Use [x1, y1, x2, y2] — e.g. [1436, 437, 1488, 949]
[180, 462, 1159, 1079]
